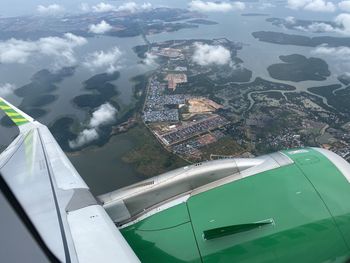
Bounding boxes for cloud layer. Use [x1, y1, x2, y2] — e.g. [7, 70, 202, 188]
[189, 1, 245, 12]
[0, 33, 87, 69]
[37, 4, 65, 15]
[91, 2, 152, 13]
[287, 0, 336, 12]
[83, 47, 122, 73]
[312, 45, 350, 59]
[69, 103, 117, 149]
[192, 43, 231, 66]
[339, 0, 350, 11]
[143, 52, 158, 66]
[283, 14, 350, 35]
[89, 20, 112, 34]
[335, 13, 350, 35]
[0, 83, 16, 97]
[92, 2, 116, 12]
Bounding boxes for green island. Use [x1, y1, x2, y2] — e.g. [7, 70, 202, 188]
[252, 31, 350, 47]
[267, 54, 330, 82]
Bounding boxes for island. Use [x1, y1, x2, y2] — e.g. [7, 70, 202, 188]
[267, 54, 330, 82]
[252, 31, 350, 47]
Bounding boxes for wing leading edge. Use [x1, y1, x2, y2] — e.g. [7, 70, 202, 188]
[0, 97, 140, 263]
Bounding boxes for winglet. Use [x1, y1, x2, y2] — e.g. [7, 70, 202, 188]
[0, 97, 34, 127]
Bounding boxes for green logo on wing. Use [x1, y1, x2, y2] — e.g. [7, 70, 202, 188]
[0, 98, 30, 126]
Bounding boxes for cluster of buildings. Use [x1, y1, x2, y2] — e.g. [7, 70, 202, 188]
[143, 110, 179, 123]
[257, 130, 304, 150]
[158, 115, 229, 145]
[143, 78, 191, 123]
[150, 47, 184, 59]
[171, 131, 225, 159]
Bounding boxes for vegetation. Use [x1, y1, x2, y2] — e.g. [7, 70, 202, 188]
[200, 136, 244, 160]
[267, 54, 330, 82]
[122, 123, 188, 177]
[308, 84, 350, 115]
[252, 31, 350, 47]
[72, 72, 120, 110]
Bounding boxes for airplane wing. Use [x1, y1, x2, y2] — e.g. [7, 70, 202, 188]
[0, 97, 140, 263]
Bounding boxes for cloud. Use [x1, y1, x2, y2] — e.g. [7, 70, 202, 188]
[116, 2, 152, 12]
[0, 83, 16, 97]
[335, 13, 350, 35]
[287, 0, 336, 12]
[189, 1, 245, 12]
[283, 14, 350, 35]
[69, 129, 99, 149]
[285, 16, 296, 24]
[89, 20, 112, 34]
[143, 52, 158, 66]
[89, 103, 117, 128]
[69, 103, 117, 149]
[92, 2, 152, 13]
[192, 43, 231, 66]
[37, 4, 65, 15]
[312, 45, 350, 58]
[92, 2, 116, 12]
[259, 2, 276, 9]
[295, 22, 335, 32]
[0, 33, 87, 69]
[80, 3, 90, 12]
[339, 0, 350, 11]
[83, 47, 122, 73]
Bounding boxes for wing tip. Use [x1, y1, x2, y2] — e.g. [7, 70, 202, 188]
[0, 97, 34, 127]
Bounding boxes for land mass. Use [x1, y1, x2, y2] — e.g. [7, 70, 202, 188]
[267, 54, 330, 82]
[252, 31, 350, 47]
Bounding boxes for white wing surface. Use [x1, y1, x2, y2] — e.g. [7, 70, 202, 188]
[0, 97, 140, 263]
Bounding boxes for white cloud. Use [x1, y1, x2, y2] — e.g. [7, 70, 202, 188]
[92, 2, 152, 13]
[304, 0, 336, 11]
[295, 22, 335, 32]
[283, 14, 350, 35]
[116, 2, 152, 12]
[312, 45, 350, 56]
[0, 83, 16, 97]
[312, 45, 350, 77]
[231, 1, 246, 10]
[0, 33, 87, 69]
[339, 0, 350, 11]
[89, 20, 112, 34]
[259, 2, 276, 9]
[335, 13, 350, 35]
[37, 4, 65, 15]
[189, 1, 245, 12]
[287, 0, 336, 12]
[80, 3, 90, 12]
[92, 2, 116, 12]
[89, 103, 117, 128]
[69, 103, 117, 149]
[285, 16, 296, 24]
[69, 128, 99, 149]
[192, 43, 231, 66]
[83, 47, 122, 73]
[143, 52, 158, 66]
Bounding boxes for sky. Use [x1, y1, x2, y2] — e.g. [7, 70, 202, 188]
[0, 0, 186, 17]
